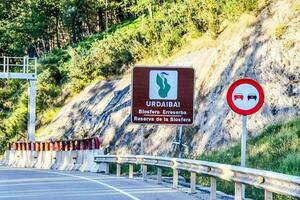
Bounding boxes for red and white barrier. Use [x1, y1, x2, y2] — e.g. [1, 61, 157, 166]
[41, 142, 53, 169]
[8, 143, 17, 166]
[59, 141, 74, 171]
[79, 139, 90, 172]
[35, 142, 45, 169]
[14, 143, 24, 167]
[2, 137, 103, 172]
[25, 143, 34, 168]
[65, 141, 77, 170]
[72, 140, 84, 171]
[51, 141, 62, 170]
[1, 143, 12, 165]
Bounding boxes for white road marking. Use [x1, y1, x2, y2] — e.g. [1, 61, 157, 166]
[28, 169, 141, 200]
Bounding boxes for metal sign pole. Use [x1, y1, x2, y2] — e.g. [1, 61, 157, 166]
[28, 80, 36, 143]
[241, 115, 247, 199]
[178, 126, 183, 158]
[141, 126, 144, 155]
[140, 126, 145, 174]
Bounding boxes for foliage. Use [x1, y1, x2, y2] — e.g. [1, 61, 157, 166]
[0, 0, 259, 152]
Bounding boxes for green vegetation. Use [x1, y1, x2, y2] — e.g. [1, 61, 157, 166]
[196, 117, 300, 200]
[0, 0, 259, 152]
[274, 24, 287, 39]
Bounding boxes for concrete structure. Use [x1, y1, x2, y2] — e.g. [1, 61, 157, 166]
[0, 56, 37, 144]
[2, 137, 104, 173]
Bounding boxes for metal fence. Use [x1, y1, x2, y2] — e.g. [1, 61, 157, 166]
[94, 155, 300, 200]
[0, 56, 37, 79]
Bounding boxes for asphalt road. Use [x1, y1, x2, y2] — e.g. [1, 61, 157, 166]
[0, 166, 201, 200]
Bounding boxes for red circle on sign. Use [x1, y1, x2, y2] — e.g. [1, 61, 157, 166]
[227, 78, 264, 115]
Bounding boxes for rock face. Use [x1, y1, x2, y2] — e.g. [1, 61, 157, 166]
[39, 0, 300, 156]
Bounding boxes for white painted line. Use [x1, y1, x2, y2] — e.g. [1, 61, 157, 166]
[29, 169, 141, 200]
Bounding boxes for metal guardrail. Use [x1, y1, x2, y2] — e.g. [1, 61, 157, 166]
[94, 155, 300, 200]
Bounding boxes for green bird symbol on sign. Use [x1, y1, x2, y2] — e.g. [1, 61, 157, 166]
[156, 72, 171, 98]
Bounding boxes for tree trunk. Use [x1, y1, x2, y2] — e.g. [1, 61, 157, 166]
[98, 9, 105, 32]
[117, 7, 124, 22]
[148, 4, 153, 19]
[71, 19, 77, 43]
[56, 16, 61, 48]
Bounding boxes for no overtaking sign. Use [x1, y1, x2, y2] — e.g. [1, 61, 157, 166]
[227, 78, 264, 115]
[131, 66, 194, 125]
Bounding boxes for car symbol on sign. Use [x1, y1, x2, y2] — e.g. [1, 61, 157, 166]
[247, 94, 257, 101]
[234, 94, 244, 100]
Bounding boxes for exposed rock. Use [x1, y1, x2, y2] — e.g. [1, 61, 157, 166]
[39, 0, 300, 156]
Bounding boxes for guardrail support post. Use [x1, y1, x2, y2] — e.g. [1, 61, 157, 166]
[173, 169, 178, 189]
[157, 167, 162, 184]
[105, 163, 109, 175]
[210, 177, 217, 200]
[235, 182, 243, 200]
[129, 164, 133, 179]
[143, 165, 147, 181]
[265, 190, 273, 200]
[190, 172, 196, 193]
[116, 163, 121, 177]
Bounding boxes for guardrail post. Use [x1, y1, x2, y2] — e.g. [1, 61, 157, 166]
[173, 169, 178, 189]
[143, 165, 147, 181]
[265, 190, 273, 200]
[116, 163, 121, 177]
[157, 167, 162, 184]
[235, 182, 243, 200]
[105, 163, 109, 175]
[210, 177, 217, 200]
[190, 172, 196, 193]
[129, 164, 133, 179]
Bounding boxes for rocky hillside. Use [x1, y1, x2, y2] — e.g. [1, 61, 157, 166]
[38, 0, 300, 156]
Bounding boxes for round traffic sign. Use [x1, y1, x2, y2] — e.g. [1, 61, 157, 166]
[227, 78, 264, 115]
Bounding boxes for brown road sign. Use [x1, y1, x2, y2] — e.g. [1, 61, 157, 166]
[131, 66, 194, 125]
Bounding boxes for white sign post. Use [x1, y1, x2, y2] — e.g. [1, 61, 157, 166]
[227, 78, 264, 199]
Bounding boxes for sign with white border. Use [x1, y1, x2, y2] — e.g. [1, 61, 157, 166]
[227, 78, 264, 115]
[131, 66, 194, 125]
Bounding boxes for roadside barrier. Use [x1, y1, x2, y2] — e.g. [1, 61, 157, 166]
[41, 142, 52, 169]
[79, 140, 89, 172]
[72, 140, 84, 171]
[59, 141, 74, 171]
[66, 141, 77, 170]
[3, 136, 103, 172]
[14, 143, 23, 167]
[1, 143, 11, 165]
[25, 142, 33, 168]
[52, 141, 62, 170]
[1, 151, 9, 165]
[95, 155, 300, 200]
[35, 142, 45, 169]
[57, 141, 68, 170]
[89, 136, 105, 172]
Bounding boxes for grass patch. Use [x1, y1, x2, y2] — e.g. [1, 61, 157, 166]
[196, 117, 300, 200]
